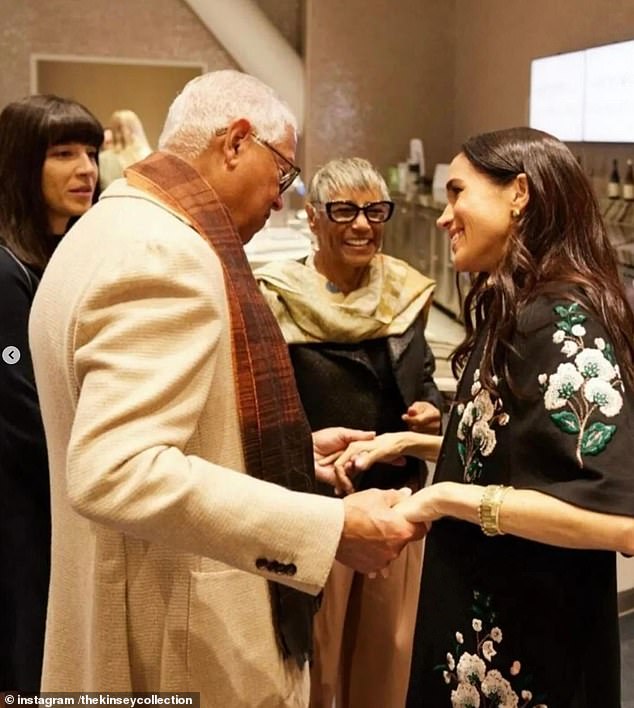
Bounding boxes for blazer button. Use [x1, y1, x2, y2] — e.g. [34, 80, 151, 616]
[255, 558, 268, 570]
[286, 563, 297, 576]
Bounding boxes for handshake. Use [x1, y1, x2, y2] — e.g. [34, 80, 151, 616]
[313, 427, 439, 575]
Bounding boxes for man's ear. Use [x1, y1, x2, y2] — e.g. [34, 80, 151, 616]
[511, 173, 530, 211]
[222, 118, 252, 166]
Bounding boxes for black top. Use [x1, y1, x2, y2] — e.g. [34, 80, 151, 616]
[289, 317, 444, 493]
[0, 246, 50, 692]
[407, 296, 634, 708]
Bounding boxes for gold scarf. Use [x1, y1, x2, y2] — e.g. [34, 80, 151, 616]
[126, 152, 317, 667]
[256, 253, 435, 344]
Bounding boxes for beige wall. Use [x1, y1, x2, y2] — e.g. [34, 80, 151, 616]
[2, 0, 633, 181]
[453, 0, 634, 183]
[304, 0, 455, 179]
[0, 0, 237, 109]
[0, 0, 303, 153]
[37, 60, 202, 149]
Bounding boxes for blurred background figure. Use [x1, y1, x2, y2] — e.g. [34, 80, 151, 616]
[257, 156, 443, 708]
[99, 109, 151, 189]
[0, 94, 102, 693]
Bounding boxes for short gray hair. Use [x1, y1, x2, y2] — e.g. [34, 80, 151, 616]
[158, 70, 297, 159]
[307, 157, 389, 203]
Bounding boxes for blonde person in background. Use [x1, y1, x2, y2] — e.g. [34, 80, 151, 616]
[257, 157, 443, 708]
[98, 109, 151, 189]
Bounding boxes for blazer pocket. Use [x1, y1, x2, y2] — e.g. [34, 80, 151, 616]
[186, 569, 306, 706]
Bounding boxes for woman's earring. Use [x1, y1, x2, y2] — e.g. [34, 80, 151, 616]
[511, 208, 521, 219]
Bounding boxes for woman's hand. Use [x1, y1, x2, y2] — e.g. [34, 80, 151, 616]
[312, 427, 375, 489]
[393, 484, 445, 525]
[333, 432, 421, 496]
[402, 401, 442, 434]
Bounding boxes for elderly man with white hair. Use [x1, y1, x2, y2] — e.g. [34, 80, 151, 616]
[29, 70, 425, 705]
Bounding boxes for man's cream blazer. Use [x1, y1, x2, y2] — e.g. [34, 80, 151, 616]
[29, 181, 344, 705]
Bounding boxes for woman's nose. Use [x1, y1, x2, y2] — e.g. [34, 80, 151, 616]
[77, 151, 97, 175]
[352, 211, 371, 229]
[436, 204, 453, 229]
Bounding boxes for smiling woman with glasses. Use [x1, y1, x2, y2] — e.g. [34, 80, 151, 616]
[256, 156, 442, 708]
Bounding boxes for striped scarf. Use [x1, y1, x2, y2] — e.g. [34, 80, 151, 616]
[127, 151, 317, 667]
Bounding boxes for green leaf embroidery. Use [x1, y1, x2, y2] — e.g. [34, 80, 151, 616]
[604, 342, 617, 366]
[457, 440, 466, 465]
[581, 422, 616, 455]
[550, 410, 580, 434]
[557, 320, 572, 334]
[554, 305, 571, 317]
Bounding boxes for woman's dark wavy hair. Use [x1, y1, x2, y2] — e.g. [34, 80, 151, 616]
[0, 95, 103, 269]
[452, 126, 634, 391]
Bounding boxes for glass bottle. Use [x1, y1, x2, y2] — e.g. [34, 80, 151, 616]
[608, 159, 621, 199]
[624, 159, 634, 202]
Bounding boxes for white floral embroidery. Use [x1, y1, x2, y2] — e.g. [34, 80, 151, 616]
[457, 372, 508, 482]
[456, 652, 486, 684]
[539, 303, 623, 467]
[482, 640, 497, 661]
[481, 670, 519, 707]
[561, 340, 578, 357]
[447, 652, 456, 670]
[575, 348, 616, 381]
[584, 378, 623, 416]
[440, 593, 546, 707]
[543, 363, 584, 410]
[451, 682, 481, 708]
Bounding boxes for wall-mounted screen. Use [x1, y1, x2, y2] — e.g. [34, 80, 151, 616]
[529, 39, 634, 143]
[529, 50, 585, 141]
[583, 40, 634, 142]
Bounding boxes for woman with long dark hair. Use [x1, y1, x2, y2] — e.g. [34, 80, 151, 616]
[0, 95, 102, 692]
[335, 127, 634, 707]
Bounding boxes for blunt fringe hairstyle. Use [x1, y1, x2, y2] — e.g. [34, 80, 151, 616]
[0, 95, 103, 269]
[158, 70, 297, 160]
[307, 156, 390, 204]
[452, 126, 634, 391]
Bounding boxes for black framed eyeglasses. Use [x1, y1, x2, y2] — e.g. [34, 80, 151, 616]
[215, 127, 301, 195]
[251, 133, 301, 195]
[316, 200, 395, 224]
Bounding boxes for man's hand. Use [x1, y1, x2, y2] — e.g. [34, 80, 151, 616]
[312, 427, 375, 489]
[335, 488, 428, 574]
[402, 401, 442, 434]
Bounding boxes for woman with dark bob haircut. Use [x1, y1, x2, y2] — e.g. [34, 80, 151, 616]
[334, 127, 634, 707]
[0, 95, 103, 692]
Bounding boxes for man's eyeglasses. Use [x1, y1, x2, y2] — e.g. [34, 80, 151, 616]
[314, 200, 395, 224]
[215, 127, 301, 195]
[250, 134, 301, 195]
